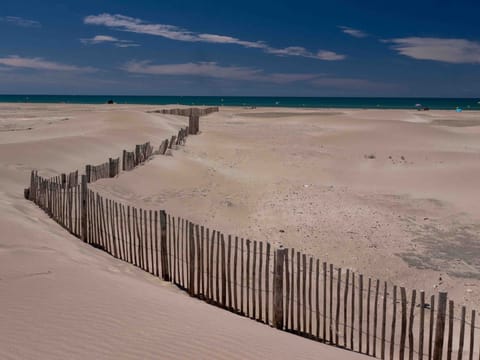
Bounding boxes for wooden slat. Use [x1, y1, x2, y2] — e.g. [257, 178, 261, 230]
[155, 211, 159, 277]
[144, 209, 149, 272]
[196, 225, 201, 295]
[374, 279, 380, 357]
[258, 241, 263, 320]
[265, 242, 268, 324]
[309, 257, 313, 337]
[409, 289, 417, 360]
[290, 249, 295, 331]
[284, 249, 290, 329]
[241, 238, 244, 314]
[180, 218, 185, 288]
[429, 295, 436, 360]
[273, 248, 287, 329]
[351, 272, 355, 350]
[205, 228, 210, 298]
[188, 222, 195, 296]
[110, 200, 118, 258]
[324, 262, 328, 341]
[221, 234, 226, 307]
[329, 263, 333, 342]
[335, 267, 341, 344]
[458, 306, 466, 360]
[359, 274, 364, 353]
[138, 208, 144, 269]
[246, 239, 251, 314]
[400, 287, 407, 360]
[448, 300, 454, 360]
[344, 269, 350, 347]
[419, 291, 425, 360]
[433, 293, 448, 360]
[316, 259, 320, 340]
[233, 236, 238, 311]
[121, 203, 127, 260]
[303, 255, 307, 334]
[390, 285, 398, 360]
[201, 226, 205, 296]
[468, 310, 475, 360]
[367, 278, 372, 355]
[168, 215, 173, 278]
[227, 235, 233, 309]
[210, 230, 216, 301]
[297, 252, 301, 333]
[252, 241, 257, 319]
[133, 208, 139, 266]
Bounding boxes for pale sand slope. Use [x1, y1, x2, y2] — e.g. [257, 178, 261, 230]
[0, 104, 367, 359]
[92, 106, 480, 309]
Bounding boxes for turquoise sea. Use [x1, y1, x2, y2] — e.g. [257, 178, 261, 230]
[1, 95, 479, 110]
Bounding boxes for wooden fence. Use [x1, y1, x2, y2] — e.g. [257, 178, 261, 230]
[150, 107, 219, 116]
[86, 158, 120, 183]
[26, 169, 480, 360]
[24, 106, 480, 360]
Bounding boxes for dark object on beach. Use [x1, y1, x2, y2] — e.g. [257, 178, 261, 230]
[416, 107, 429, 111]
[107, 99, 115, 104]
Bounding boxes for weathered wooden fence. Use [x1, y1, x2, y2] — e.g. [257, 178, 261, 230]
[24, 105, 480, 360]
[26, 170, 480, 360]
[149, 106, 219, 135]
[150, 107, 219, 116]
[86, 157, 120, 183]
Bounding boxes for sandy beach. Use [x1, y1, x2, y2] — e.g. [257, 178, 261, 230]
[1, 103, 480, 358]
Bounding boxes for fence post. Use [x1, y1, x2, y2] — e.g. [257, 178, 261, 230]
[85, 165, 91, 183]
[81, 174, 87, 242]
[135, 145, 140, 165]
[273, 247, 287, 329]
[189, 115, 199, 135]
[108, 158, 114, 178]
[189, 222, 196, 296]
[433, 292, 448, 360]
[122, 150, 126, 171]
[29, 170, 35, 201]
[159, 210, 170, 281]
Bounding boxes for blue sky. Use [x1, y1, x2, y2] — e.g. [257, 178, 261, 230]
[1, 0, 480, 96]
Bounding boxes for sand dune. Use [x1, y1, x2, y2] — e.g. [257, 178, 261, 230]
[2, 103, 480, 358]
[0, 104, 368, 359]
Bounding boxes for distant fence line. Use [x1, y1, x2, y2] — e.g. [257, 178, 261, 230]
[24, 106, 478, 360]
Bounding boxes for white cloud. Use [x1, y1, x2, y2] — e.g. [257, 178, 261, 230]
[0, 55, 96, 72]
[84, 13, 345, 61]
[81, 34, 140, 47]
[123, 61, 262, 80]
[0, 16, 41, 28]
[316, 50, 346, 61]
[122, 60, 365, 86]
[338, 26, 367, 38]
[386, 37, 480, 64]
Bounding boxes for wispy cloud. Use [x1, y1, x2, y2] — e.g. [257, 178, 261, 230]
[122, 60, 370, 86]
[0, 55, 96, 72]
[123, 61, 262, 80]
[338, 26, 367, 38]
[123, 60, 320, 83]
[385, 37, 480, 64]
[80, 34, 140, 47]
[84, 13, 345, 61]
[0, 16, 41, 28]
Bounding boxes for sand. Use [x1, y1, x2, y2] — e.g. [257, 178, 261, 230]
[1, 103, 480, 359]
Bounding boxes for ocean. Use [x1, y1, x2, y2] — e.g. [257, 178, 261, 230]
[0, 95, 479, 110]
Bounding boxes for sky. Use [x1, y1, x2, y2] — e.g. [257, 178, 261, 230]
[1, 0, 480, 96]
